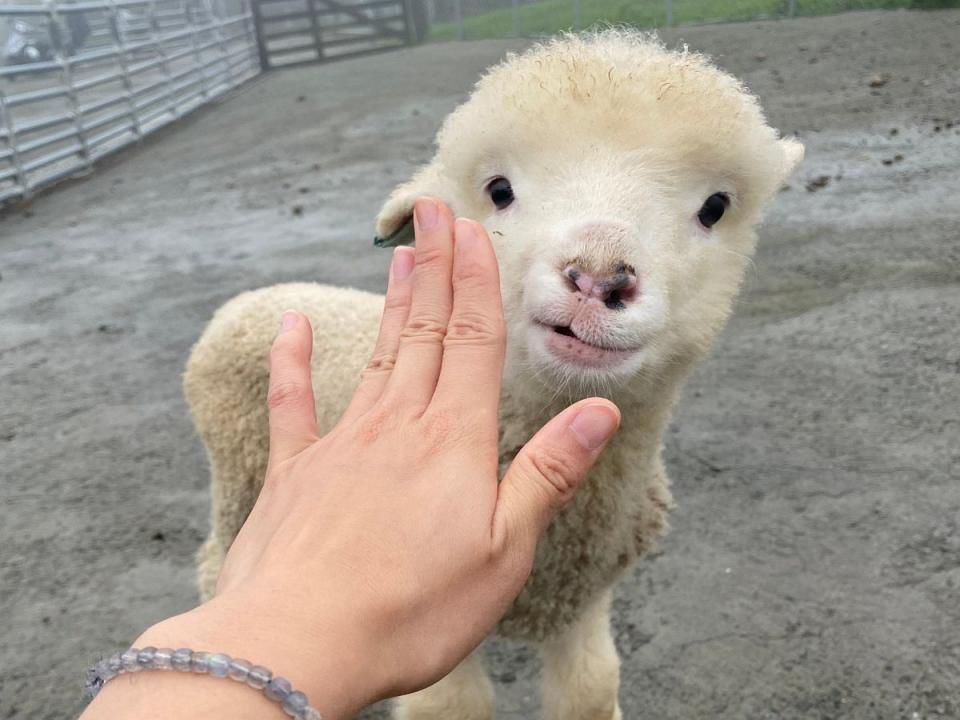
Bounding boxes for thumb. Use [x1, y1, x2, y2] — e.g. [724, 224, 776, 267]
[494, 399, 620, 553]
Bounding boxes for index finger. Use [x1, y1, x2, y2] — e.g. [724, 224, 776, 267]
[431, 218, 506, 418]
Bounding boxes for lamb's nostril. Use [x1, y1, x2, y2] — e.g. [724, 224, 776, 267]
[599, 269, 638, 309]
[563, 265, 592, 295]
[605, 290, 625, 311]
[562, 263, 638, 308]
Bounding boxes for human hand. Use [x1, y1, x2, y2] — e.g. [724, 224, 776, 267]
[133, 199, 620, 719]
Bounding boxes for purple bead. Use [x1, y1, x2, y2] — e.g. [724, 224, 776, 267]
[103, 659, 119, 680]
[153, 648, 174, 669]
[121, 648, 140, 672]
[94, 659, 114, 683]
[85, 665, 104, 696]
[228, 658, 252, 681]
[265, 676, 292, 703]
[207, 653, 230, 678]
[172, 648, 192, 671]
[282, 690, 308, 716]
[298, 708, 322, 720]
[247, 665, 272, 689]
[137, 647, 157, 668]
[191, 651, 210, 673]
[106, 653, 123, 675]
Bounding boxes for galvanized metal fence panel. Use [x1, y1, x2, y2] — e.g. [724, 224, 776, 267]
[0, 0, 260, 205]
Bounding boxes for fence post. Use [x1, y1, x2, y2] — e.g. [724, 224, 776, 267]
[202, 0, 236, 89]
[250, 0, 270, 70]
[665, 0, 673, 26]
[306, 0, 325, 60]
[185, 1, 210, 101]
[511, 0, 519, 36]
[0, 91, 29, 200]
[573, 0, 581, 30]
[788, 0, 797, 17]
[47, 0, 92, 172]
[107, 0, 143, 141]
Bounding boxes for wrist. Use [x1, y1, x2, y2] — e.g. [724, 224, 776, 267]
[135, 590, 380, 720]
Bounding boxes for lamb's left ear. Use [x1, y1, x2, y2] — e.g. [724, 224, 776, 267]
[373, 162, 453, 247]
[778, 137, 805, 183]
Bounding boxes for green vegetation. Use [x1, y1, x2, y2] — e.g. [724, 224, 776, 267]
[428, 0, 959, 42]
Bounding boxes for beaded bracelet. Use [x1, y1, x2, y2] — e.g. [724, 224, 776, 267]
[85, 647, 322, 719]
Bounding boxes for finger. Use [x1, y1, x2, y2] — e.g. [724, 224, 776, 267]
[339, 247, 415, 424]
[266, 311, 319, 468]
[382, 197, 455, 408]
[431, 218, 505, 420]
[493, 400, 620, 553]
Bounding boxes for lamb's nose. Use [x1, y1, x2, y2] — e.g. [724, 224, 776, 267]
[563, 263, 639, 310]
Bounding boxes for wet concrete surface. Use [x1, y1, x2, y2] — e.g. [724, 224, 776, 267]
[2, 9, 959, 719]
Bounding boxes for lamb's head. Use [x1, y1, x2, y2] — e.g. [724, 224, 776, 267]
[375, 31, 803, 398]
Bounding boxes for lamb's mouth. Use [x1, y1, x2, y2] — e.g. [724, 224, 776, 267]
[537, 323, 638, 369]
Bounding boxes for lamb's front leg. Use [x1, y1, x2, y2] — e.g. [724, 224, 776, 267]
[393, 649, 495, 720]
[540, 589, 622, 720]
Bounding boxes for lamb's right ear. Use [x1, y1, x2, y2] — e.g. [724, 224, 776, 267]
[374, 162, 451, 247]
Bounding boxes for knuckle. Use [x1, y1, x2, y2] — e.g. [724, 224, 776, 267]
[363, 351, 397, 375]
[415, 244, 449, 271]
[419, 409, 457, 448]
[266, 380, 307, 411]
[452, 255, 492, 288]
[524, 449, 580, 503]
[400, 316, 448, 345]
[445, 311, 505, 347]
[353, 407, 392, 445]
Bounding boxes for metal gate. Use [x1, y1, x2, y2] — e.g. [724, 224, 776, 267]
[0, 0, 259, 206]
[252, 0, 416, 68]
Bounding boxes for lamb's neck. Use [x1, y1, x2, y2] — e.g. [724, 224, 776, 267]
[501, 370, 679, 471]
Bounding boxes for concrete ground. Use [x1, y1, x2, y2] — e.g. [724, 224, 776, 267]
[2, 9, 959, 719]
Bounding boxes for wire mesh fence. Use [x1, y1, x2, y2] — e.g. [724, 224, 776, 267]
[0, 0, 259, 205]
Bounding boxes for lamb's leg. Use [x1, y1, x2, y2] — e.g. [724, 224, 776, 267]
[540, 590, 622, 720]
[393, 650, 495, 720]
[186, 308, 272, 602]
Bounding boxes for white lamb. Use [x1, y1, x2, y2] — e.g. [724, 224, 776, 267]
[184, 31, 803, 719]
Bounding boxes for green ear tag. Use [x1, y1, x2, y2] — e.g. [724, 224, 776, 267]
[373, 215, 415, 247]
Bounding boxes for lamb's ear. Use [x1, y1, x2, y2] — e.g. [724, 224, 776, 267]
[778, 137, 805, 183]
[374, 162, 451, 247]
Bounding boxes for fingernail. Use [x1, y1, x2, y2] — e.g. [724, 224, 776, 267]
[414, 198, 438, 231]
[569, 404, 620, 451]
[454, 218, 479, 251]
[281, 310, 298, 332]
[391, 246, 415, 281]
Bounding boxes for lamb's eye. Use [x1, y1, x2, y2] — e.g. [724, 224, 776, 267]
[697, 192, 730, 229]
[486, 177, 515, 210]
